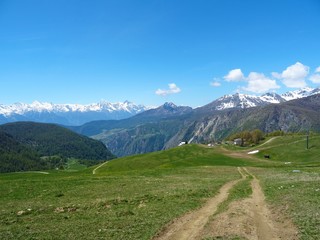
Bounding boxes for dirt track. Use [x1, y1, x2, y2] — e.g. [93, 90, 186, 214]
[152, 167, 298, 240]
[92, 161, 108, 174]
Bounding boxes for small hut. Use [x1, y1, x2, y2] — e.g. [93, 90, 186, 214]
[233, 138, 242, 146]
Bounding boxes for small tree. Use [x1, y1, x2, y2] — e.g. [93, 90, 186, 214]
[227, 129, 265, 146]
[251, 129, 264, 144]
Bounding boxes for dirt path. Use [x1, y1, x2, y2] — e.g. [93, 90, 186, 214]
[92, 161, 108, 174]
[244, 168, 283, 240]
[255, 136, 278, 148]
[200, 167, 298, 240]
[152, 167, 298, 240]
[152, 168, 245, 240]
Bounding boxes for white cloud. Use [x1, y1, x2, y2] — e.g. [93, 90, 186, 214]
[155, 83, 181, 96]
[224, 69, 244, 82]
[309, 66, 320, 84]
[243, 72, 280, 93]
[274, 62, 309, 88]
[210, 81, 221, 87]
[310, 74, 320, 83]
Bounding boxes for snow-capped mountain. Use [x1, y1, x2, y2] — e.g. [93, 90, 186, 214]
[0, 101, 150, 126]
[204, 87, 320, 111]
[1, 87, 319, 126]
[281, 87, 320, 101]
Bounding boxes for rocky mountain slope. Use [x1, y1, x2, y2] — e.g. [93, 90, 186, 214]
[170, 94, 320, 147]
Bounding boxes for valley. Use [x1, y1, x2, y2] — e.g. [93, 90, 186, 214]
[2, 1, 319, 239]
[72, 93, 320, 157]
[1, 135, 319, 239]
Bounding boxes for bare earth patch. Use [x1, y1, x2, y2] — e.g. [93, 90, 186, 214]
[152, 167, 298, 240]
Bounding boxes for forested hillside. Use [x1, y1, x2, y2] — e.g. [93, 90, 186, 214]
[0, 131, 46, 172]
[0, 122, 115, 160]
[0, 122, 115, 172]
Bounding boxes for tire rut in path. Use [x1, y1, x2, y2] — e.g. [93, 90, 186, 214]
[243, 167, 279, 240]
[152, 167, 245, 240]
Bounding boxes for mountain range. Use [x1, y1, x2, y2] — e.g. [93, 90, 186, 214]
[0, 100, 149, 125]
[69, 92, 320, 157]
[1, 88, 319, 126]
[1, 87, 320, 158]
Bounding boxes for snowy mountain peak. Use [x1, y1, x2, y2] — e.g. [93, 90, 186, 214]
[208, 87, 320, 111]
[214, 93, 266, 110]
[281, 87, 320, 101]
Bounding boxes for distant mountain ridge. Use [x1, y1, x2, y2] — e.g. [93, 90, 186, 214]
[0, 100, 149, 125]
[1, 87, 319, 126]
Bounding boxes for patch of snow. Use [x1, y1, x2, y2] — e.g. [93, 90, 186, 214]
[248, 150, 259, 154]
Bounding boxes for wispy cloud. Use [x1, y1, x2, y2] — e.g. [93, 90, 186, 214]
[210, 81, 221, 87]
[155, 83, 181, 96]
[310, 74, 320, 83]
[210, 78, 221, 87]
[310, 65, 320, 83]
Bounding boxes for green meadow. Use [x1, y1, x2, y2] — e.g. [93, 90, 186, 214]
[1, 136, 319, 239]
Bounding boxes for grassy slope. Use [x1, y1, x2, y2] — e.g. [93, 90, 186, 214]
[0, 136, 319, 239]
[256, 135, 320, 166]
[1, 145, 253, 240]
[98, 144, 268, 174]
[253, 167, 320, 240]
[249, 135, 320, 240]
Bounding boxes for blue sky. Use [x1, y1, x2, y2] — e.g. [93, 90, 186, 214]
[1, 0, 320, 107]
